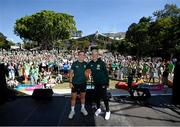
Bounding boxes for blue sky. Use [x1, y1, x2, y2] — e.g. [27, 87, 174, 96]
[0, 0, 180, 43]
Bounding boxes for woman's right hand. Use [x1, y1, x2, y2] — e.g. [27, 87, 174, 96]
[69, 83, 74, 89]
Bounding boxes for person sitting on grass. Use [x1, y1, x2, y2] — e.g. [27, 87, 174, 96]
[46, 75, 56, 88]
[136, 77, 144, 84]
[7, 79, 19, 88]
[40, 69, 50, 88]
[56, 73, 63, 84]
[136, 72, 144, 84]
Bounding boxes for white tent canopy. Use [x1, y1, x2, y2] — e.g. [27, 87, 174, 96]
[10, 46, 20, 49]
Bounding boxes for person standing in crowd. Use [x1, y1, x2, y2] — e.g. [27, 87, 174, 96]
[158, 62, 164, 84]
[63, 62, 69, 75]
[162, 65, 169, 93]
[148, 63, 155, 83]
[111, 61, 116, 79]
[29, 64, 39, 85]
[172, 53, 180, 105]
[23, 62, 30, 83]
[115, 61, 120, 80]
[162, 63, 169, 84]
[128, 73, 134, 97]
[168, 61, 175, 75]
[87, 49, 110, 120]
[68, 51, 88, 119]
[8, 63, 15, 80]
[142, 62, 149, 82]
[137, 62, 143, 79]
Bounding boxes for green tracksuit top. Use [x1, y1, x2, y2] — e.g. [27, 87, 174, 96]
[87, 58, 109, 85]
[71, 60, 87, 85]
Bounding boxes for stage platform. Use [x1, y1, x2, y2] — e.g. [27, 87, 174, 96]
[15, 86, 173, 97]
[0, 94, 180, 126]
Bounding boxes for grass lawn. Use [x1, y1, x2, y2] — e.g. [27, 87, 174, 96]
[52, 77, 161, 90]
[53, 79, 119, 89]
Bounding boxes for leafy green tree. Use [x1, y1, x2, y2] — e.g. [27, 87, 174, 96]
[69, 39, 79, 50]
[0, 32, 6, 48]
[125, 4, 180, 58]
[0, 32, 14, 49]
[14, 10, 77, 50]
[53, 40, 67, 50]
[69, 39, 90, 50]
[22, 40, 38, 50]
[151, 4, 180, 58]
[126, 17, 152, 57]
[153, 4, 180, 19]
[78, 40, 90, 50]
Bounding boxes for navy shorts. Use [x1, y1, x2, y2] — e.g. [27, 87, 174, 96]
[72, 83, 87, 93]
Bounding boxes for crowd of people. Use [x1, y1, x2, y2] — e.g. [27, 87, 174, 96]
[0, 49, 179, 120]
[0, 49, 176, 88]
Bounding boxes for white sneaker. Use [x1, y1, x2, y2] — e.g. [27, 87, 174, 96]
[81, 108, 88, 116]
[92, 103, 97, 109]
[95, 108, 101, 116]
[68, 110, 75, 119]
[105, 111, 111, 120]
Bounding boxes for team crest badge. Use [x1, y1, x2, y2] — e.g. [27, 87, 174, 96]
[97, 64, 100, 70]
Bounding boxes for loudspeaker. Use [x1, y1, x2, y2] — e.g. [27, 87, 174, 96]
[0, 87, 17, 104]
[0, 63, 7, 87]
[0, 64, 17, 104]
[32, 89, 54, 100]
